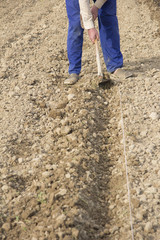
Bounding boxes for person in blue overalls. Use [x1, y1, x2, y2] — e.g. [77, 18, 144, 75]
[64, 0, 131, 85]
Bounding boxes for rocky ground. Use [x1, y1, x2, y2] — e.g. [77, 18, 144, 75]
[0, 0, 159, 239]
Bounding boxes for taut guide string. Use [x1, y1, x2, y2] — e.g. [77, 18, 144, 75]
[118, 86, 134, 240]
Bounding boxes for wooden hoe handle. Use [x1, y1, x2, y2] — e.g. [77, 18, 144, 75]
[95, 39, 103, 77]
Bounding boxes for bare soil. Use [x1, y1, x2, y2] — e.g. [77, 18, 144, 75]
[0, 0, 159, 240]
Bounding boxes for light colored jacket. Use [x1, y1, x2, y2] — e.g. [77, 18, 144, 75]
[79, 0, 107, 29]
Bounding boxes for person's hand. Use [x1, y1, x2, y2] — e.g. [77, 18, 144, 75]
[88, 28, 99, 43]
[91, 5, 99, 21]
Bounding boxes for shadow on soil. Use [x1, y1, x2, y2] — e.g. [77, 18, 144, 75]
[73, 92, 112, 240]
[99, 80, 115, 89]
[128, 56, 160, 73]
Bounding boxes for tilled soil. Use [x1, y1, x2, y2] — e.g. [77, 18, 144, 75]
[0, 0, 159, 239]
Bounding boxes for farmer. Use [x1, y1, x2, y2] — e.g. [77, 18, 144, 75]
[64, 0, 131, 85]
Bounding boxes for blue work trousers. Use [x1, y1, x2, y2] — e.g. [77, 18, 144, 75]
[65, 0, 123, 74]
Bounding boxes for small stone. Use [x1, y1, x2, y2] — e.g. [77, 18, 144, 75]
[14, 86, 20, 92]
[132, 198, 140, 208]
[48, 109, 62, 118]
[65, 173, 70, 178]
[31, 237, 38, 240]
[0, 71, 6, 78]
[151, 160, 157, 165]
[52, 209, 60, 219]
[116, 194, 120, 200]
[67, 133, 77, 144]
[42, 171, 51, 178]
[42, 24, 47, 29]
[35, 225, 44, 231]
[136, 233, 143, 240]
[60, 117, 69, 126]
[39, 101, 46, 108]
[68, 94, 75, 100]
[129, 144, 135, 151]
[118, 120, 122, 129]
[18, 158, 23, 163]
[140, 130, 147, 137]
[93, 132, 97, 138]
[110, 226, 118, 234]
[100, 228, 110, 237]
[144, 222, 152, 233]
[149, 112, 159, 120]
[146, 186, 157, 194]
[12, 156, 17, 161]
[55, 189, 67, 199]
[54, 214, 66, 228]
[45, 164, 53, 170]
[55, 127, 61, 135]
[52, 164, 57, 170]
[56, 100, 68, 109]
[63, 236, 71, 240]
[61, 126, 72, 135]
[104, 101, 108, 106]
[136, 212, 143, 221]
[97, 96, 102, 100]
[72, 228, 79, 238]
[86, 171, 91, 181]
[56, 230, 63, 239]
[140, 194, 147, 202]
[2, 223, 11, 231]
[2, 185, 9, 192]
[79, 109, 88, 115]
[48, 192, 55, 206]
[109, 204, 115, 210]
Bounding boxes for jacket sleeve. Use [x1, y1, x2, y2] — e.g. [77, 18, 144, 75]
[94, 0, 107, 9]
[79, 0, 107, 29]
[79, 0, 95, 29]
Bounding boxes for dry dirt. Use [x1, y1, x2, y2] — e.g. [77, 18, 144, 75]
[0, 0, 160, 240]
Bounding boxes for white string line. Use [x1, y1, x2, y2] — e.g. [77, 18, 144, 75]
[118, 86, 134, 240]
